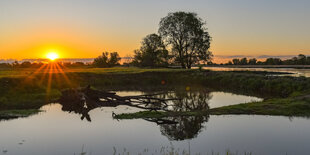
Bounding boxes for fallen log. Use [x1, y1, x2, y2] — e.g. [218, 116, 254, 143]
[58, 85, 180, 121]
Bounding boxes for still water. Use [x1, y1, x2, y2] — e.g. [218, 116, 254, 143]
[203, 66, 310, 77]
[0, 91, 308, 155]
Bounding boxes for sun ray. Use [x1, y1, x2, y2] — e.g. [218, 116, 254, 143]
[46, 63, 53, 96]
[54, 63, 72, 86]
[26, 63, 48, 80]
[39, 63, 50, 85]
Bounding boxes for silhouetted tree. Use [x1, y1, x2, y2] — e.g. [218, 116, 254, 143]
[227, 61, 233, 65]
[265, 58, 282, 65]
[12, 61, 19, 68]
[239, 58, 248, 65]
[108, 52, 121, 66]
[93, 51, 121, 68]
[20, 61, 32, 68]
[248, 58, 257, 65]
[232, 58, 240, 65]
[256, 61, 264, 65]
[306, 56, 310, 65]
[297, 54, 307, 65]
[159, 12, 212, 69]
[132, 34, 169, 67]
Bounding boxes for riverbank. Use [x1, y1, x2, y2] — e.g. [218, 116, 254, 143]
[206, 65, 310, 69]
[1, 67, 310, 119]
[210, 94, 310, 116]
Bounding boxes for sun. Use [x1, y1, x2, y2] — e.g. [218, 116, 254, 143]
[46, 52, 59, 61]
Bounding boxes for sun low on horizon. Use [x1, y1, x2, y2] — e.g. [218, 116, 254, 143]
[46, 51, 60, 61]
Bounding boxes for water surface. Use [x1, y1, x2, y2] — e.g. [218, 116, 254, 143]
[0, 91, 308, 155]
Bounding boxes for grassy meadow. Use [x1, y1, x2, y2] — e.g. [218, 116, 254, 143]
[1, 66, 310, 119]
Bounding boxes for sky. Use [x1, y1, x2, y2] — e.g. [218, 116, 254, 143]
[0, 0, 309, 60]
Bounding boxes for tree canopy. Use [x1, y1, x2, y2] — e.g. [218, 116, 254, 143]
[224, 54, 310, 65]
[132, 34, 169, 67]
[93, 51, 121, 68]
[158, 11, 212, 69]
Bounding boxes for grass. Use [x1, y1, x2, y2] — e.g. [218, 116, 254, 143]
[75, 145, 254, 155]
[0, 109, 41, 120]
[114, 111, 209, 119]
[210, 96, 310, 116]
[0, 67, 186, 78]
[1, 66, 310, 118]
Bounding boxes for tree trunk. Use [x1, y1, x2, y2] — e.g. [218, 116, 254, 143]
[181, 63, 186, 69]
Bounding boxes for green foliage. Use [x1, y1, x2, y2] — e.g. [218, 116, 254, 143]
[93, 51, 121, 68]
[159, 11, 212, 69]
[0, 109, 41, 120]
[132, 34, 170, 67]
[210, 97, 310, 116]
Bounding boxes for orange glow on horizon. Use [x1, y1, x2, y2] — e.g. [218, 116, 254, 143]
[46, 52, 59, 61]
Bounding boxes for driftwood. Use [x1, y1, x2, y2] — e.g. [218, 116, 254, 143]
[58, 85, 180, 121]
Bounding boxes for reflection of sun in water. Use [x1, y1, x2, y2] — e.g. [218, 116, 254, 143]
[46, 52, 59, 61]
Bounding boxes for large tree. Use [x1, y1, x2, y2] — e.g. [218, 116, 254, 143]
[158, 12, 212, 69]
[132, 33, 169, 67]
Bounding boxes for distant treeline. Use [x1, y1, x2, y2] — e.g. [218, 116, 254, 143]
[0, 61, 91, 69]
[224, 54, 310, 65]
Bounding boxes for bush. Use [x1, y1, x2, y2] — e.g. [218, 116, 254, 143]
[93, 51, 121, 68]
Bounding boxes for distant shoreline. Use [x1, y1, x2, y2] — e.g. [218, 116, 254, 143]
[204, 65, 310, 69]
[168, 65, 310, 69]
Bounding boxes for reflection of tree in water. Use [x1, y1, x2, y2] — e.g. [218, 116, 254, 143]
[58, 86, 211, 141]
[167, 89, 212, 111]
[149, 89, 211, 140]
[58, 86, 184, 122]
[159, 115, 209, 141]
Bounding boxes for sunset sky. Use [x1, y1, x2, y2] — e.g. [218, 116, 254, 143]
[0, 0, 309, 60]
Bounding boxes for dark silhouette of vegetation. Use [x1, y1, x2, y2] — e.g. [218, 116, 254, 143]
[248, 58, 257, 65]
[59, 86, 184, 121]
[0, 61, 45, 68]
[132, 34, 169, 67]
[93, 51, 121, 68]
[226, 54, 310, 65]
[0, 61, 91, 69]
[160, 115, 208, 140]
[158, 11, 212, 69]
[0, 63, 12, 68]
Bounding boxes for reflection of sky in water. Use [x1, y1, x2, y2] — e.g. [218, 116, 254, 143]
[0, 92, 309, 155]
[115, 91, 262, 109]
[208, 92, 262, 108]
[202, 67, 310, 77]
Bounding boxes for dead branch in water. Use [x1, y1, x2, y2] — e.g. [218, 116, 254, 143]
[58, 85, 180, 121]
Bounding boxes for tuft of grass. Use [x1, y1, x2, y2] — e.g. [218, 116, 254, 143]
[114, 111, 209, 119]
[0, 109, 41, 120]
